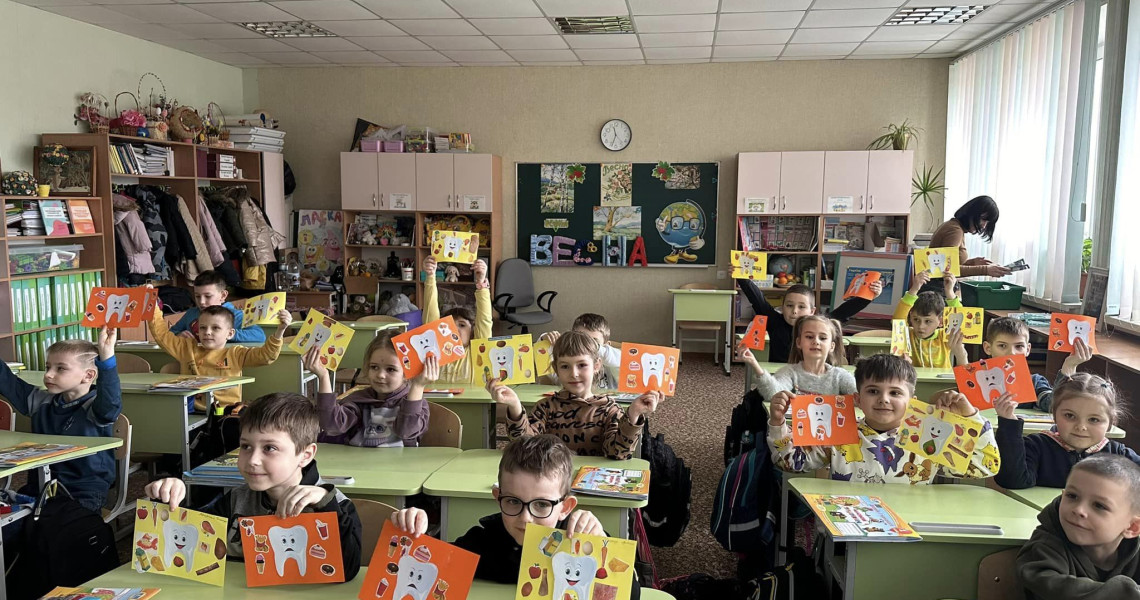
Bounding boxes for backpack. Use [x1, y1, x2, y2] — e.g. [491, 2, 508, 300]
[639, 423, 691, 547]
[724, 388, 770, 465]
[742, 548, 827, 600]
[709, 445, 780, 560]
[189, 402, 243, 469]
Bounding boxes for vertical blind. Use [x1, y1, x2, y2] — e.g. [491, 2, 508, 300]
[1106, 0, 1140, 321]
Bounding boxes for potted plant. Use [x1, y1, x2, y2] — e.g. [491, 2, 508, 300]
[868, 120, 923, 150]
[911, 163, 945, 224]
[1081, 237, 1092, 296]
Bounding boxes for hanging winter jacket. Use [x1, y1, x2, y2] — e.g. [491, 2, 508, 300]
[129, 186, 170, 279]
[203, 189, 248, 258]
[177, 194, 213, 279]
[197, 192, 226, 267]
[154, 188, 197, 274]
[112, 194, 154, 276]
[235, 189, 285, 266]
[242, 256, 267, 289]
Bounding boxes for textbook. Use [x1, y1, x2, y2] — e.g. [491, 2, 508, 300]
[423, 388, 463, 398]
[67, 200, 97, 234]
[571, 466, 650, 500]
[0, 442, 84, 467]
[40, 587, 161, 600]
[148, 376, 233, 391]
[802, 494, 921, 542]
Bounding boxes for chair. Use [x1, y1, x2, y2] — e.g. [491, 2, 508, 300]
[675, 282, 726, 365]
[493, 259, 557, 334]
[0, 400, 13, 490]
[334, 368, 362, 395]
[357, 315, 407, 330]
[852, 329, 893, 337]
[420, 402, 462, 448]
[977, 548, 1022, 600]
[102, 413, 135, 539]
[160, 362, 181, 374]
[353, 499, 398, 564]
[115, 353, 153, 374]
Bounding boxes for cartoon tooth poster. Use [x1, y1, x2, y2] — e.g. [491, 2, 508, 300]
[132, 500, 228, 586]
[516, 523, 638, 600]
[534, 339, 554, 378]
[913, 247, 960, 278]
[790, 395, 858, 446]
[430, 230, 480, 264]
[740, 316, 767, 351]
[472, 334, 538, 385]
[242, 292, 287, 326]
[842, 270, 882, 301]
[617, 343, 681, 397]
[359, 521, 478, 600]
[1048, 313, 1099, 353]
[953, 354, 1037, 411]
[943, 306, 984, 345]
[730, 251, 768, 280]
[897, 399, 988, 472]
[288, 310, 355, 370]
[390, 316, 465, 379]
[239, 513, 344, 587]
[81, 287, 159, 328]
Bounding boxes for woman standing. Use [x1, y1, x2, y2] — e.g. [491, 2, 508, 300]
[928, 195, 1011, 280]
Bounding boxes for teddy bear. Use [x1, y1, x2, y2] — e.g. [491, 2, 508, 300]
[444, 265, 460, 282]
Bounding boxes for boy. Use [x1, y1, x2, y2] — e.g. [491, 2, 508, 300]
[0, 327, 120, 512]
[1017, 454, 1140, 599]
[767, 353, 1000, 484]
[421, 257, 491, 383]
[148, 294, 291, 411]
[540, 313, 620, 389]
[738, 278, 883, 364]
[388, 435, 641, 598]
[892, 271, 968, 368]
[145, 392, 363, 581]
[984, 316, 1092, 411]
[170, 271, 266, 344]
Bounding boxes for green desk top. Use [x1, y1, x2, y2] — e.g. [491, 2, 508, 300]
[257, 321, 406, 332]
[314, 445, 461, 497]
[788, 478, 1041, 544]
[1000, 486, 1062, 511]
[18, 371, 253, 394]
[430, 383, 562, 405]
[423, 449, 649, 508]
[668, 288, 737, 295]
[846, 336, 891, 346]
[0, 430, 121, 479]
[756, 362, 954, 383]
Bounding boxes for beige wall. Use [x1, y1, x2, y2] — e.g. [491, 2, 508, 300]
[0, 0, 243, 172]
[252, 59, 950, 345]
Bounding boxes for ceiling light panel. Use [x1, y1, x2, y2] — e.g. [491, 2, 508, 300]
[887, 5, 989, 25]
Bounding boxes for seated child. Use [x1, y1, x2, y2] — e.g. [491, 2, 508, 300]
[995, 373, 1140, 489]
[984, 316, 1092, 412]
[170, 270, 266, 343]
[1016, 454, 1140, 600]
[492, 331, 659, 459]
[422, 257, 491, 383]
[0, 327, 120, 512]
[768, 353, 1000, 484]
[144, 392, 363, 581]
[389, 435, 641, 598]
[737, 278, 883, 364]
[148, 294, 291, 411]
[539, 313, 620, 389]
[739, 314, 855, 398]
[311, 332, 435, 447]
[893, 271, 967, 368]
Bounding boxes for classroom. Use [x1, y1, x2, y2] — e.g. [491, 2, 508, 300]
[1, 0, 1139, 598]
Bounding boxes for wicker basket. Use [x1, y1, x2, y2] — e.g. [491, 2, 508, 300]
[138, 72, 170, 140]
[109, 91, 145, 137]
[169, 103, 203, 142]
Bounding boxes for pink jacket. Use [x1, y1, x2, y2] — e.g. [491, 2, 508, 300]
[113, 194, 154, 275]
[197, 191, 226, 266]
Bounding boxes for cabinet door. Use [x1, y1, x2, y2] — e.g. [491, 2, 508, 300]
[867, 150, 914, 214]
[737, 152, 781, 214]
[378, 153, 417, 211]
[778, 151, 825, 214]
[415, 154, 455, 212]
[822, 151, 869, 214]
[340, 152, 380, 210]
[453, 154, 494, 213]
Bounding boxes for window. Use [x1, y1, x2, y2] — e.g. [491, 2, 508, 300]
[1105, 0, 1140, 325]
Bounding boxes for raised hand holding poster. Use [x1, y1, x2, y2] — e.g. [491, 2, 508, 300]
[914, 247, 960, 278]
[471, 334, 538, 385]
[730, 251, 767, 280]
[132, 500, 228, 586]
[516, 524, 638, 600]
[741, 316, 767, 351]
[953, 354, 1036, 410]
[243, 292, 287, 326]
[897, 399, 985, 472]
[617, 343, 680, 397]
[431, 230, 480, 264]
[359, 521, 478, 600]
[81, 287, 158, 328]
[790, 395, 858, 446]
[288, 310, 355, 370]
[239, 513, 344, 586]
[390, 316, 465, 379]
[842, 270, 881, 301]
[1048, 313, 1099, 353]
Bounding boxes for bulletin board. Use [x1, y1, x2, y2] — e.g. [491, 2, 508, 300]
[516, 162, 719, 266]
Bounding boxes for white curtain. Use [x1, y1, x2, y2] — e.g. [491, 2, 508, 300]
[1106, 0, 1140, 320]
[945, 2, 1086, 303]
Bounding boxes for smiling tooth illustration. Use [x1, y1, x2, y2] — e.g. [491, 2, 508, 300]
[489, 345, 514, 380]
[551, 552, 597, 600]
[268, 525, 308, 577]
[443, 236, 463, 259]
[974, 366, 1007, 402]
[640, 353, 666, 387]
[410, 332, 440, 363]
[106, 293, 130, 324]
[739, 254, 756, 276]
[807, 403, 833, 441]
[927, 252, 947, 275]
[1067, 319, 1092, 346]
[162, 520, 198, 573]
[946, 313, 964, 336]
[919, 415, 953, 456]
[393, 555, 438, 600]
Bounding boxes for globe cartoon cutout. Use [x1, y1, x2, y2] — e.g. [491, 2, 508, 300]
[655, 200, 706, 263]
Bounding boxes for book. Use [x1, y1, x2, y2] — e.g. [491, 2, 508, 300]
[148, 376, 233, 391]
[423, 388, 463, 398]
[571, 466, 650, 500]
[41, 587, 161, 600]
[0, 442, 84, 467]
[68, 200, 96, 234]
[802, 494, 921, 542]
[38, 200, 71, 236]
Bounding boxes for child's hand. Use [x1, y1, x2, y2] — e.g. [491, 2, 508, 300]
[869, 280, 884, 298]
[422, 257, 437, 278]
[540, 331, 561, 344]
[948, 326, 964, 350]
[413, 355, 440, 387]
[628, 390, 663, 423]
[993, 392, 1018, 420]
[910, 270, 931, 294]
[472, 259, 487, 285]
[565, 510, 604, 538]
[275, 484, 328, 518]
[768, 391, 793, 426]
[932, 389, 977, 417]
[97, 325, 117, 360]
[390, 508, 429, 538]
[736, 343, 762, 374]
[1061, 337, 1093, 375]
[144, 478, 188, 510]
[487, 378, 522, 414]
[275, 309, 293, 337]
[303, 346, 329, 379]
[943, 273, 958, 299]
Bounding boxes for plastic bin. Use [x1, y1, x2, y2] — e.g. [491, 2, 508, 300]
[960, 280, 1026, 310]
[9, 244, 83, 274]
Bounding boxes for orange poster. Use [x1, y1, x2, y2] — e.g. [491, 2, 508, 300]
[617, 343, 680, 397]
[358, 521, 479, 600]
[842, 270, 881, 301]
[790, 395, 858, 446]
[390, 317, 466, 379]
[81, 287, 158, 328]
[1048, 313, 1099, 353]
[741, 316, 767, 351]
[239, 513, 344, 587]
[953, 354, 1037, 410]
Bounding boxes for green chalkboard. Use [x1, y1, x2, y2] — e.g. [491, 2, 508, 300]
[516, 162, 719, 266]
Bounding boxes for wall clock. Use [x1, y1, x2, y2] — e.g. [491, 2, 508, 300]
[600, 118, 631, 151]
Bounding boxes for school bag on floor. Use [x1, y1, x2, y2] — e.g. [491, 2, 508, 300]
[710, 443, 780, 564]
[724, 388, 770, 465]
[639, 422, 691, 547]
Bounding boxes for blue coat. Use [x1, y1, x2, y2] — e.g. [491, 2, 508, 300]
[994, 416, 1140, 489]
[170, 301, 266, 343]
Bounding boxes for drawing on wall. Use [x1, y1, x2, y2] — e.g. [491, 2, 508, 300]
[540, 164, 575, 213]
[593, 206, 641, 240]
[297, 210, 344, 276]
[655, 201, 706, 264]
[600, 163, 632, 207]
[665, 165, 700, 190]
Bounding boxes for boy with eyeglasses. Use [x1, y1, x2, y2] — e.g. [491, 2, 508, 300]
[389, 435, 641, 597]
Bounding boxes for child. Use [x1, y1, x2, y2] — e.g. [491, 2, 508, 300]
[144, 392, 363, 581]
[893, 271, 968, 368]
[1016, 454, 1140, 599]
[148, 295, 291, 411]
[422, 257, 491, 383]
[309, 332, 437, 447]
[768, 353, 1000, 484]
[492, 331, 660, 459]
[0, 327, 120, 512]
[737, 278, 883, 364]
[388, 435, 641, 598]
[994, 373, 1140, 489]
[170, 271, 266, 343]
[984, 316, 1093, 411]
[539, 313, 620, 389]
[739, 314, 855, 399]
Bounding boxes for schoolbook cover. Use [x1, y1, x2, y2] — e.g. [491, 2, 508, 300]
[571, 466, 649, 500]
[38, 200, 71, 236]
[802, 494, 921, 542]
[67, 199, 97, 234]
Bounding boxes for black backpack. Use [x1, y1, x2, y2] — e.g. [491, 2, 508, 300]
[724, 388, 770, 465]
[189, 403, 243, 469]
[639, 422, 691, 547]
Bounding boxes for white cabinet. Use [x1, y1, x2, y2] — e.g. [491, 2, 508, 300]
[343, 153, 498, 214]
[415, 154, 456, 212]
[453, 154, 494, 213]
[822, 151, 869, 214]
[340, 152, 380, 210]
[867, 150, 914, 214]
[737, 152, 782, 214]
[778, 151, 825, 214]
[377, 153, 417, 211]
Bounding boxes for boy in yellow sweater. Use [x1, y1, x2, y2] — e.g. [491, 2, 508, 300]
[893, 271, 967, 368]
[421, 256, 491, 383]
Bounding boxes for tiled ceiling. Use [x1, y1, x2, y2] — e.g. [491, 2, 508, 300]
[19, 0, 1058, 67]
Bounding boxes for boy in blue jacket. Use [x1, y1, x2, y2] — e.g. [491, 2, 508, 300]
[170, 270, 265, 343]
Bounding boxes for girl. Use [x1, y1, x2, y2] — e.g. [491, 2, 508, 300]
[307, 331, 438, 447]
[738, 314, 856, 401]
[490, 331, 661, 459]
[994, 373, 1140, 489]
[422, 256, 492, 383]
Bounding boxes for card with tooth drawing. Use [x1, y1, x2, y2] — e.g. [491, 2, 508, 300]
[390, 316, 465, 379]
[359, 521, 479, 600]
[131, 500, 229, 586]
[516, 523, 638, 600]
[953, 354, 1037, 411]
[242, 292, 287, 326]
[534, 339, 554, 377]
[1047, 313, 1099, 353]
[790, 395, 858, 446]
[730, 251, 768, 280]
[430, 230, 480, 264]
[943, 306, 985, 345]
[897, 398, 983, 472]
[288, 310, 356, 370]
[913, 247, 960, 278]
[81, 287, 159, 328]
[239, 512, 344, 587]
[740, 316, 767, 351]
[471, 334, 537, 385]
[617, 343, 681, 397]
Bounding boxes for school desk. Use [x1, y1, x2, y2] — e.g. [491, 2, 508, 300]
[423, 449, 649, 542]
[669, 288, 737, 375]
[998, 486, 1061, 511]
[845, 336, 891, 358]
[751, 362, 953, 401]
[314, 445, 461, 508]
[781, 478, 1040, 600]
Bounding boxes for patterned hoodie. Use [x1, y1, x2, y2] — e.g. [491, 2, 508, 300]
[316, 383, 429, 447]
[506, 390, 642, 459]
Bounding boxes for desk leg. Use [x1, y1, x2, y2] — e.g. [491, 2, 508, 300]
[0, 522, 7, 600]
[724, 315, 732, 376]
[439, 497, 449, 541]
[619, 508, 629, 539]
[843, 542, 857, 600]
[34, 465, 50, 489]
[777, 478, 790, 565]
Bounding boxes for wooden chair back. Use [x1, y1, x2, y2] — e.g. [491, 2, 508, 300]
[0, 399, 14, 432]
[420, 402, 462, 448]
[853, 329, 893, 337]
[353, 499, 398, 564]
[160, 362, 181, 374]
[978, 548, 1022, 600]
[115, 353, 153, 374]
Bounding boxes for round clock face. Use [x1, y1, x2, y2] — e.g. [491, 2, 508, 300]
[600, 119, 631, 151]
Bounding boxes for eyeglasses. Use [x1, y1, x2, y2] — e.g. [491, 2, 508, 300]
[498, 495, 565, 518]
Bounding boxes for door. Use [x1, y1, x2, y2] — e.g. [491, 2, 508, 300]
[453, 154, 493, 213]
[867, 150, 914, 214]
[822, 151, 869, 215]
[340, 152, 379, 210]
[778, 151, 825, 214]
[737, 152, 781, 214]
[261, 152, 287, 238]
[415, 154, 455, 212]
[378, 153, 417, 211]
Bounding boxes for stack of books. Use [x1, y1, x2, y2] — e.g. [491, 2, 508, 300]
[0, 442, 85, 467]
[108, 143, 174, 176]
[183, 452, 242, 487]
[207, 154, 236, 179]
[226, 126, 285, 153]
[20, 200, 45, 236]
[5, 202, 21, 236]
[570, 466, 650, 500]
